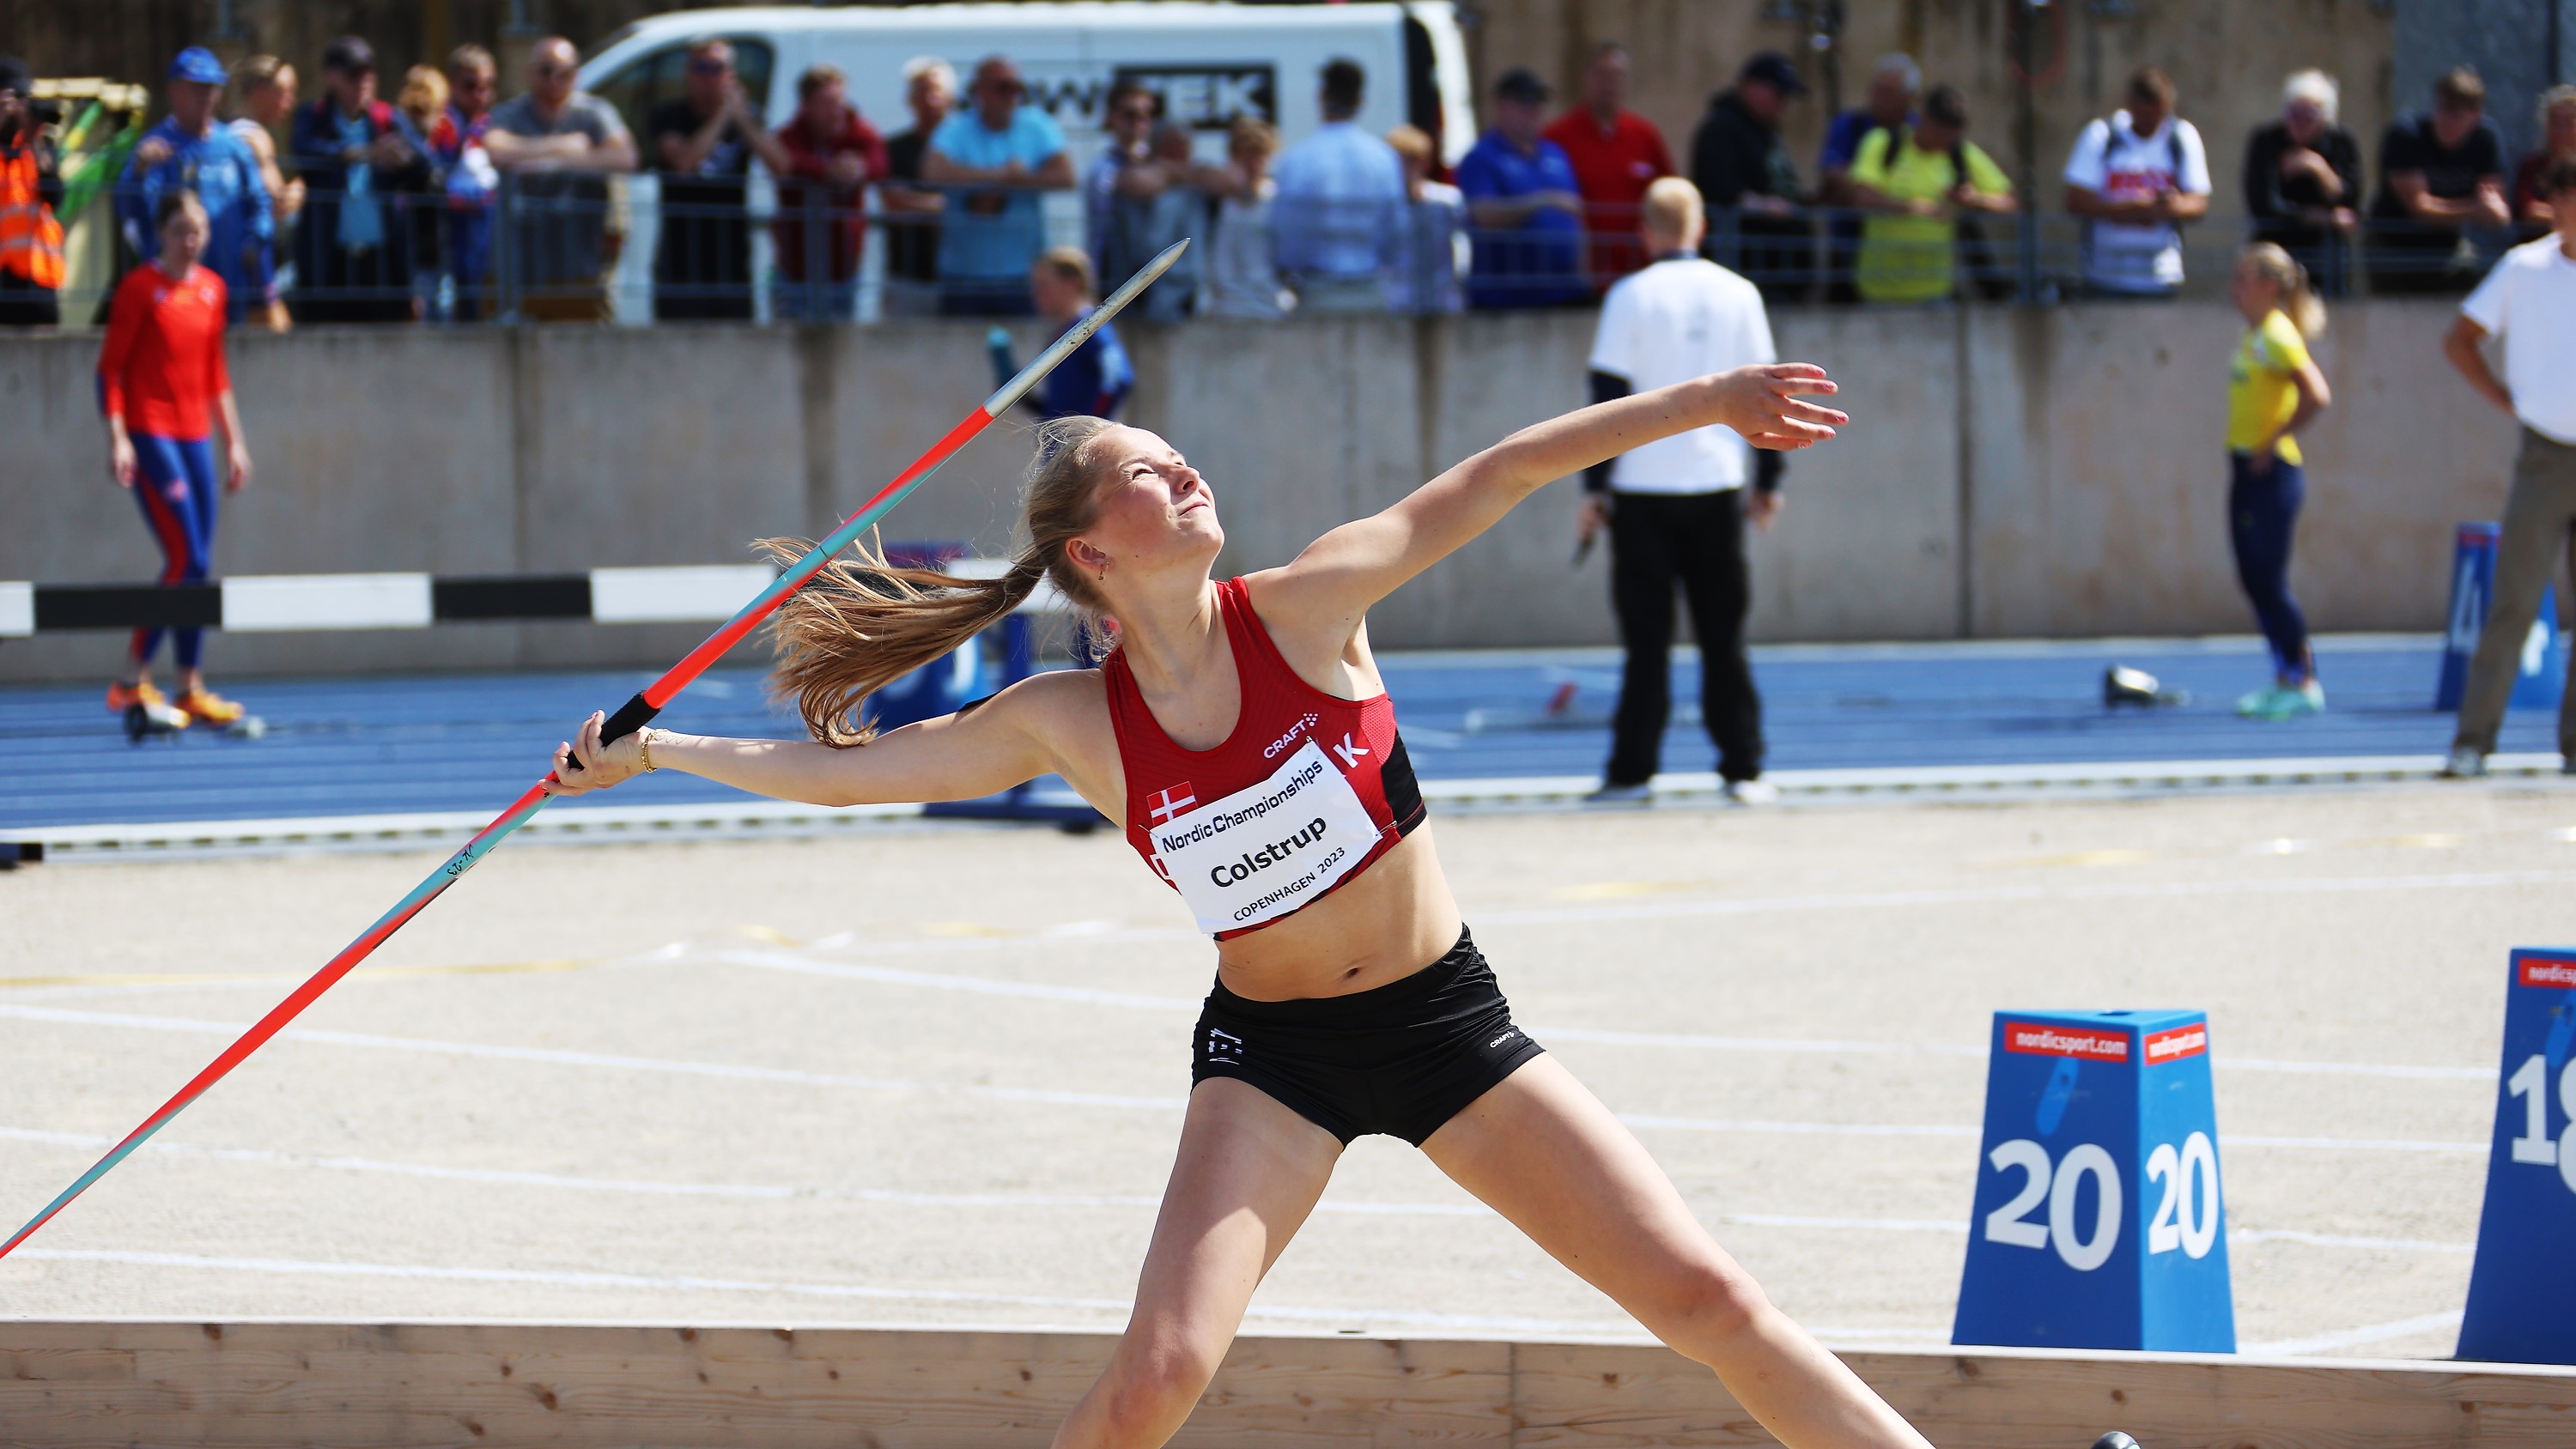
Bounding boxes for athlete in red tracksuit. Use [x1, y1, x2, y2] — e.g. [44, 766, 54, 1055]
[98, 189, 254, 729]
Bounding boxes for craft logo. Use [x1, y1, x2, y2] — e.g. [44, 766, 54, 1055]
[2002, 1022, 2129, 1061]
[2143, 1024, 2208, 1064]
[2518, 957, 2576, 989]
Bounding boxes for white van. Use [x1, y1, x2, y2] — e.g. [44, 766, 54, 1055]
[577, 2, 1473, 320]
[582, 2, 1474, 169]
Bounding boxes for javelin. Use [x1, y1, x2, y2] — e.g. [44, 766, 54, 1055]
[0, 240, 1191, 1262]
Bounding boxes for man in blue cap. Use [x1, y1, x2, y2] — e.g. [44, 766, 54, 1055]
[118, 46, 274, 324]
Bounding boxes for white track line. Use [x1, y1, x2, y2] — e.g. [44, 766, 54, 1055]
[0, 1128, 2476, 1252]
[704, 947, 2491, 1084]
[0, 1005, 2490, 1154]
[10, 1246, 1662, 1338]
[2244, 1310, 2467, 1356]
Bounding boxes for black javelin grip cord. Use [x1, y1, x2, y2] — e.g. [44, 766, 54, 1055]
[0, 241, 1191, 1262]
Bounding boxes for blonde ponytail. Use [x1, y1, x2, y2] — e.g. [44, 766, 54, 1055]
[764, 415, 1122, 746]
[2243, 241, 2325, 339]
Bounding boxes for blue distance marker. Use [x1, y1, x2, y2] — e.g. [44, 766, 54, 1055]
[1953, 1009, 2234, 1353]
[2459, 949, 2576, 1364]
[2434, 522, 2565, 712]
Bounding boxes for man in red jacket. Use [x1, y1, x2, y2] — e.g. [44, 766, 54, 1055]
[1543, 42, 1674, 293]
[773, 64, 889, 322]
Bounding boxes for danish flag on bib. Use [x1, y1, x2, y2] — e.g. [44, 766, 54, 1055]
[1103, 577, 1426, 940]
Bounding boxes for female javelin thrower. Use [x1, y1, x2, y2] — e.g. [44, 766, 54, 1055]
[545, 366, 1938, 1449]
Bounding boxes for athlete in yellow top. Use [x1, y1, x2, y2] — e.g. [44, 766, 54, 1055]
[2224, 242, 2334, 718]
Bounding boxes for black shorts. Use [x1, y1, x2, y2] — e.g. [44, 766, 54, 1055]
[1190, 927, 1546, 1146]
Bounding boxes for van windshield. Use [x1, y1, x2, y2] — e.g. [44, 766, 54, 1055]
[588, 36, 777, 140]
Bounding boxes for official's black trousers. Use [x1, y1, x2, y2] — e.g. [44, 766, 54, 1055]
[1606, 488, 1763, 785]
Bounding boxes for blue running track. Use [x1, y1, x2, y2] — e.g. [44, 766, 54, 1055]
[0, 636, 2558, 830]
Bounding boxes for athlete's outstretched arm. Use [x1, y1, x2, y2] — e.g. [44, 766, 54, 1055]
[1259, 365, 1842, 627]
[542, 669, 1107, 813]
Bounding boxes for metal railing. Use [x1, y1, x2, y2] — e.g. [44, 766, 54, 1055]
[40, 177, 2545, 326]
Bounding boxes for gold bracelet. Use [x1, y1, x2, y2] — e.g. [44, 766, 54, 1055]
[639, 727, 658, 773]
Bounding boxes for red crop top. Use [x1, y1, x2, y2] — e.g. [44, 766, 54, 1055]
[1102, 577, 1426, 938]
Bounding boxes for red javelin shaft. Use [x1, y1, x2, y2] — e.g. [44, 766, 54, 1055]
[0, 243, 1189, 1262]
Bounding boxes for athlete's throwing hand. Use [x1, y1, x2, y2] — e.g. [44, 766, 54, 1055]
[1713, 362, 1844, 452]
[544, 709, 647, 797]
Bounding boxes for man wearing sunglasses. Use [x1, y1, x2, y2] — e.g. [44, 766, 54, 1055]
[647, 37, 789, 321]
[921, 54, 1073, 314]
[484, 35, 636, 321]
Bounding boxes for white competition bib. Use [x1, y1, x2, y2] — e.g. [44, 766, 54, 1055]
[1148, 739, 1385, 935]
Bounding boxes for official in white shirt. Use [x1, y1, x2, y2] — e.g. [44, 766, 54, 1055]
[2063, 65, 2213, 297]
[2440, 155, 2576, 776]
[1578, 176, 1780, 803]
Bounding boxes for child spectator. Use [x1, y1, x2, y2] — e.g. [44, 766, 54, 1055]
[2243, 70, 2362, 292]
[97, 191, 254, 731]
[1386, 123, 1463, 314]
[428, 45, 499, 321]
[771, 63, 889, 323]
[1542, 42, 1674, 291]
[1205, 118, 1291, 320]
[1458, 66, 1586, 308]
[2063, 64, 2212, 298]
[394, 65, 449, 318]
[1843, 83, 2015, 304]
[2369, 67, 2510, 294]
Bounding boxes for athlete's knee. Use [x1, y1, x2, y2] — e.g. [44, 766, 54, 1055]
[1638, 1256, 1774, 1355]
[1099, 1329, 1225, 1431]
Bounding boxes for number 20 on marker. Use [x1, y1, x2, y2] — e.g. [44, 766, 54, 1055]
[1982, 1132, 2220, 1270]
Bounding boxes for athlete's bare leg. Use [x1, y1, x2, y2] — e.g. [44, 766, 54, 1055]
[1052, 1078, 1343, 1449]
[1424, 1054, 1936, 1449]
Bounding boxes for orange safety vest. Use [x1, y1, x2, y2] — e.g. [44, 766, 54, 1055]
[0, 142, 66, 290]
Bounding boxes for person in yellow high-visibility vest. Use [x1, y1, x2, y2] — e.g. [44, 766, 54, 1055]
[0, 57, 66, 326]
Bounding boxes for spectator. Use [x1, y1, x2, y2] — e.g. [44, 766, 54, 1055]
[646, 38, 788, 321]
[1542, 42, 1674, 291]
[428, 45, 499, 321]
[1086, 77, 1160, 271]
[1691, 51, 1813, 303]
[923, 55, 1074, 317]
[1204, 117, 1290, 320]
[1843, 83, 2015, 304]
[1386, 123, 1464, 315]
[289, 36, 428, 324]
[1817, 53, 1920, 303]
[771, 64, 888, 323]
[2511, 84, 2576, 232]
[1457, 66, 1586, 309]
[879, 57, 954, 318]
[97, 191, 254, 731]
[119, 47, 273, 326]
[1272, 57, 1406, 313]
[0, 55, 64, 327]
[2439, 156, 2576, 778]
[2244, 70, 2363, 293]
[394, 65, 450, 318]
[2368, 66, 2509, 294]
[483, 36, 637, 322]
[1101, 120, 1208, 320]
[227, 55, 302, 330]
[987, 246, 1133, 421]
[1578, 175, 1779, 804]
[2063, 64, 2212, 298]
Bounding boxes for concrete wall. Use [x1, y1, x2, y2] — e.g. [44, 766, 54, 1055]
[0, 300, 2529, 682]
